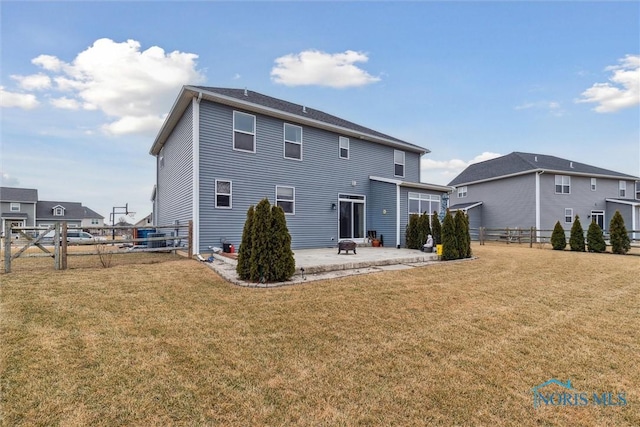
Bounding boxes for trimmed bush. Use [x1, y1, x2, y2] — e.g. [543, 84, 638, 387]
[268, 205, 296, 282]
[569, 215, 585, 252]
[609, 210, 631, 255]
[551, 221, 566, 250]
[405, 214, 420, 249]
[441, 210, 459, 261]
[249, 198, 273, 282]
[236, 205, 254, 280]
[418, 212, 432, 249]
[431, 211, 442, 245]
[586, 220, 606, 253]
[454, 210, 470, 258]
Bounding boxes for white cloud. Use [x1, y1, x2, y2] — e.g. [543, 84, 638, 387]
[515, 100, 564, 117]
[1, 171, 20, 186]
[15, 38, 205, 135]
[421, 152, 502, 185]
[0, 86, 39, 109]
[271, 49, 381, 88]
[577, 54, 640, 113]
[11, 73, 52, 91]
[50, 96, 80, 110]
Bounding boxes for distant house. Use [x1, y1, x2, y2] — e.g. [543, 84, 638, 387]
[150, 86, 451, 253]
[36, 200, 105, 234]
[1, 187, 38, 237]
[134, 213, 153, 228]
[448, 152, 639, 236]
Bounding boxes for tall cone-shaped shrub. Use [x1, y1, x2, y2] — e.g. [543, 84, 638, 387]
[586, 220, 606, 253]
[406, 214, 420, 249]
[454, 210, 468, 258]
[431, 211, 442, 245]
[269, 205, 296, 282]
[569, 215, 585, 252]
[418, 212, 432, 248]
[249, 198, 272, 282]
[551, 221, 566, 250]
[609, 210, 631, 255]
[236, 205, 254, 280]
[441, 210, 459, 261]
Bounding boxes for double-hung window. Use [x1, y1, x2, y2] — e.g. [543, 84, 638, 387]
[276, 186, 295, 215]
[591, 178, 597, 191]
[457, 186, 467, 198]
[555, 175, 570, 194]
[10, 203, 20, 212]
[215, 180, 232, 208]
[284, 123, 302, 160]
[565, 208, 573, 224]
[394, 150, 405, 178]
[339, 137, 349, 159]
[619, 181, 626, 198]
[233, 111, 256, 152]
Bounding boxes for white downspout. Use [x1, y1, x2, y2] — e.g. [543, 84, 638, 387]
[535, 171, 543, 241]
[396, 183, 401, 248]
[192, 95, 201, 254]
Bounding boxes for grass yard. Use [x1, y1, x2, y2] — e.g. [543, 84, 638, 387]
[1, 244, 639, 426]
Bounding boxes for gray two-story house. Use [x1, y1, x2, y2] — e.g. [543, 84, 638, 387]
[150, 86, 450, 253]
[1, 187, 38, 237]
[448, 152, 639, 237]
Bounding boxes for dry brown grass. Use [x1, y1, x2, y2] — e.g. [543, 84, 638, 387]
[1, 244, 639, 426]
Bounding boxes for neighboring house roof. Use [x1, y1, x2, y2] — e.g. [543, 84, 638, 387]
[0, 186, 38, 203]
[369, 176, 452, 193]
[36, 201, 85, 221]
[449, 152, 639, 186]
[83, 206, 104, 219]
[150, 86, 429, 156]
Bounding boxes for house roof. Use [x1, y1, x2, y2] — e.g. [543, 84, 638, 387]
[150, 86, 429, 156]
[448, 152, 639, 186]
[0, 187, 38, 203]
[369, 176, 452, 193]
[83, 206, 104, 219]
[37, 201, 85, 221]
[449, 201, 483, 211]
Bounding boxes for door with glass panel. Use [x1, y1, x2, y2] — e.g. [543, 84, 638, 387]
[338, 194, 365, 240]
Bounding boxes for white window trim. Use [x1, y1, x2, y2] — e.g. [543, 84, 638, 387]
[394, 150, 405, 178]
[10, 202, 20, 212]
[339, 136, 350, 159]
[619, 180, 626, 198]
[233, 111, 256, 153]
[555, 175, 571, 194]
[408, 193, 441, 216]
[283, 123, 303, 161]
[565, 208, 573, 224]
[457, 186, 467, 198]
[591, 178, 596, 191]
[54, 207, 64, 216]
[215, 179, 232, 209]
[276, 185, 295, 215]
[159, 147, 165, 169]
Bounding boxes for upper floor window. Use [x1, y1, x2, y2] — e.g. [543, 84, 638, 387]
[233, 111, 256, 152]
[276, 185, 295, 215]
[339, 136, 349, 159]
[457, 186, 468, 198]
[54, 206, 64, 216]
[555, 175, 570, 194]
[591, 178, 596, 191]
[215, 179, 232, 209]
[159, 147, 165, 169]
[565, 208, 573, 223]
[10, 203, 20, 212]
[91, 219, 99, 225]
[284, 123, 302, 160]
[619, 181, 626, 198]
[394, 150, 405, 178]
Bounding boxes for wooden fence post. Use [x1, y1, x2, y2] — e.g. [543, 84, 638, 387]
[529, 227, 534, 248]
[4, 220, 11, 273]
[188, 220, 193, 258]
[54, 222, 61, 270]
[61, 222, 68, 270]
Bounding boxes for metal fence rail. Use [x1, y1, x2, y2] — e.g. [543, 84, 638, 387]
[475, 227, 640, 247]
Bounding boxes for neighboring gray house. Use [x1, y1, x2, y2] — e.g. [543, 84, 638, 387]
[150, 86, 451, 253]
[1, 187, 38, 237]
[448, 152, 640, 236]
[36, 201, 104, 230]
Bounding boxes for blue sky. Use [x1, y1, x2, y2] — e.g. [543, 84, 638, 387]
[2, 1, 639, 222]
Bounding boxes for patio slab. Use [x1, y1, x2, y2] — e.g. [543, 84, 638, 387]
[205, 246, 439, 287]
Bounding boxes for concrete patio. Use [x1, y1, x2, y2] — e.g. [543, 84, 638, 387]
[206, 246, 439, 287]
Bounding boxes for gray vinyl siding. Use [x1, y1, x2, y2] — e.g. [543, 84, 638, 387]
[156, 106, 193, 235]
[540, 175, 631, 232]
[605, 202, 632, 232]
[1, 202, 36, 226]
[197, 100, 418, 251]
[369, 180, 397, 247]
[464, 174, 536, 229]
